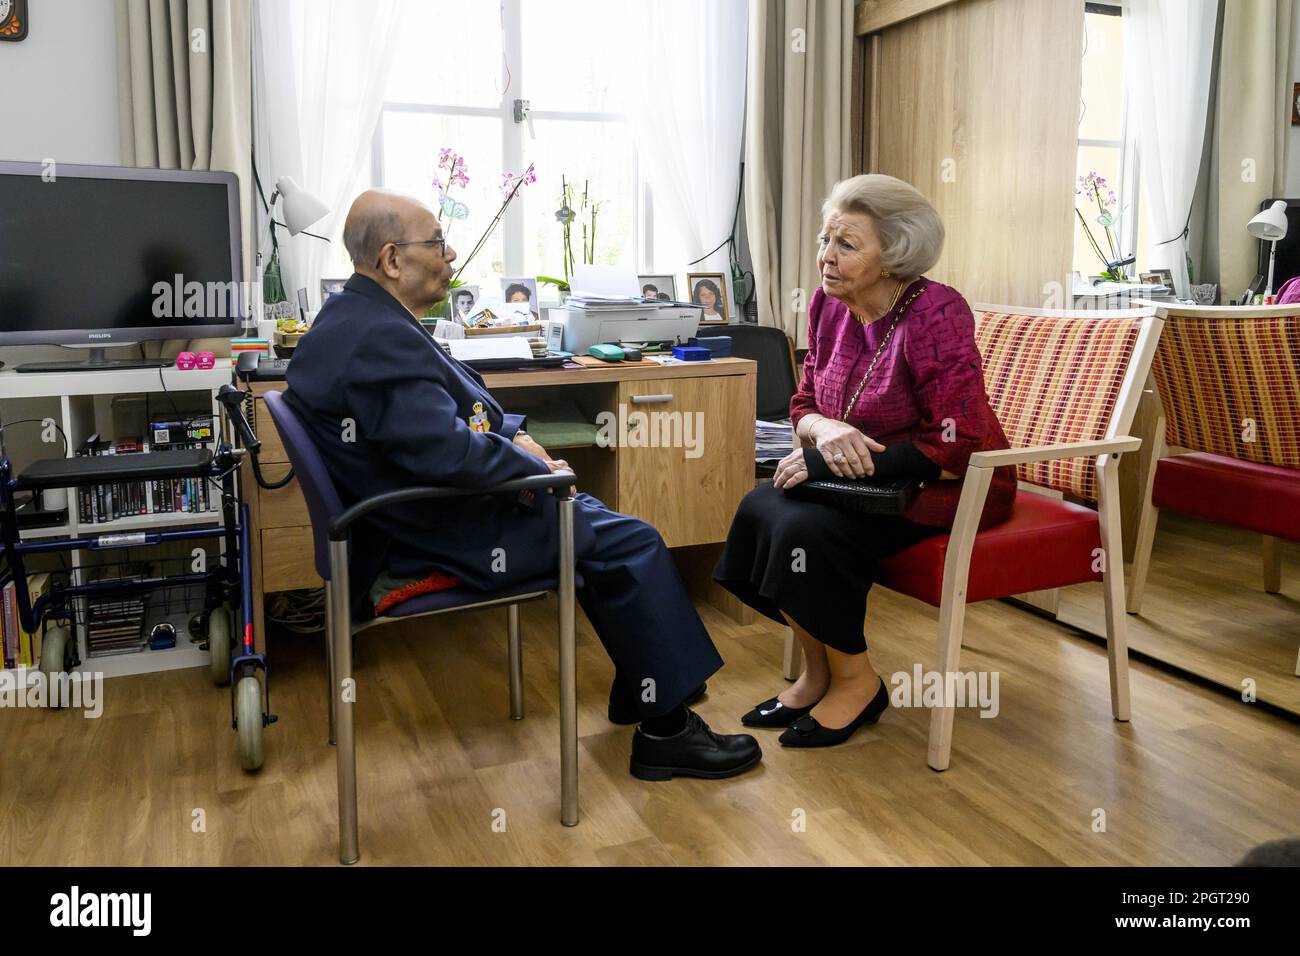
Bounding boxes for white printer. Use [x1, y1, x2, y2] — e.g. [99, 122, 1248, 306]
[548, 265, 704, 353]
[548, 303, 702, 353]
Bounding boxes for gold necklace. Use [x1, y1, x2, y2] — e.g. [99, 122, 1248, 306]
[854, 280, 907, 325]
[841, 283, 927, 421]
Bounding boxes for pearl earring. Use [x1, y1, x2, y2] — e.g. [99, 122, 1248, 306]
[881, 270, 891, 278]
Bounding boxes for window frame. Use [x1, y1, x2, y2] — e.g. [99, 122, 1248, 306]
[1078, 1, 1140, 275]
[370, 0, 648, 278]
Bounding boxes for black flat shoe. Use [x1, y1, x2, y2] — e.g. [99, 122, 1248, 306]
[629, 710, 762, 780]
[778, 679, 889, 748]
[740, 695, 817, 728]
[608, 681, 706, 725]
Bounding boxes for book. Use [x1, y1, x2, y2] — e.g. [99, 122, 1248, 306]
[21, 572, 50, 668]
[2, 582, 18, 669]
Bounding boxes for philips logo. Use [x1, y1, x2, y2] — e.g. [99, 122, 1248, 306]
[88, 333, 113, 340]
[49, 886, 151, 936]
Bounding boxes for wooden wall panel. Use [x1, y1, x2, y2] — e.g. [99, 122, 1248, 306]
[865, 0, 1083, 307]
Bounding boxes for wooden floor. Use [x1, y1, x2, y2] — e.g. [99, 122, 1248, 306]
[3, 545, 1299, 866]
[1063, 512, 1300, 715]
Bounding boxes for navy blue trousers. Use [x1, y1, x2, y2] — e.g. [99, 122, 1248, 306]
[571, 493, 723, 718]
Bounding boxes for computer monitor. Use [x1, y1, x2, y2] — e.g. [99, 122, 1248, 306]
[0, 161, 244, 371]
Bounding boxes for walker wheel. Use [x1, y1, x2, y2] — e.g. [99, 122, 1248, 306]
[207, 606, 233, 686]
[38, 624, 70, 709]
[236, 675, 265, 772]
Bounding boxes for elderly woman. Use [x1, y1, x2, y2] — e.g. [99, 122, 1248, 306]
[713, 174, 1016, 748]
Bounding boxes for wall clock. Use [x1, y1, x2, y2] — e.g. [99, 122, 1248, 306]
[0, 0, 28, 41]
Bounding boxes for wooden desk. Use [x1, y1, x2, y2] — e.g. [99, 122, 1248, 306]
[243, 357, 757, 648]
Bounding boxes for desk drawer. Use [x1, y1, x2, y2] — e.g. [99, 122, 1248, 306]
[253, 399, 289, 464]
[261, 526, 322, 591]
[259, 479, 310, 529]
[616, 373, 754, 548]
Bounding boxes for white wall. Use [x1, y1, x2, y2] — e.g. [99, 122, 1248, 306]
[0, 0, 120, 164]
[0, 0, 123, 439]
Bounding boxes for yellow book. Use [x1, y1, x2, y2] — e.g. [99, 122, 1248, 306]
[21, 573, 50, 668]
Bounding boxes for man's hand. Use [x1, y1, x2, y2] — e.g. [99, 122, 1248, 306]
[546, 457, 577, 497]
[513, 432, 552, 462]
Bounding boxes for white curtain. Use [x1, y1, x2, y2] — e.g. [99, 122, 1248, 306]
[253, 0, 405, 311]
[744, 0, 854, 344]
[1123, 0, 1221, 298]
[622, 0, 749, 307]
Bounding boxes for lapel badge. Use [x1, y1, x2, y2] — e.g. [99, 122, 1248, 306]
[468, 401, 491, 433]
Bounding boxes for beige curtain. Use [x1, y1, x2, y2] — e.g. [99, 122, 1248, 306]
[115, 0, 254, 335]
[1200, 0, 1294, 299]
[744, 0, 854, 347]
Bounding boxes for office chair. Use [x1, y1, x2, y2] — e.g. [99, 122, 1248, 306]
[719, 324, 798, 421]
[263, 390, 580, 864]
[721, 324, 799, 479]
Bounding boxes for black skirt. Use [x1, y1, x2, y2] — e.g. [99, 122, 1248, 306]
[712, 481, 944, 655]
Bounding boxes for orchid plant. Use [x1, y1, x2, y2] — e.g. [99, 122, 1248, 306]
[422, 149, 538, 318]
[1075, 171, 1128, 281]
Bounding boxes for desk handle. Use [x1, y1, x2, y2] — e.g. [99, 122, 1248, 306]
[631, 393, 674, 405]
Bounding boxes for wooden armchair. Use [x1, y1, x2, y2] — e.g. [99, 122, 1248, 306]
[781, 305, 1163, 769]
[1126, 304, 1300, 676]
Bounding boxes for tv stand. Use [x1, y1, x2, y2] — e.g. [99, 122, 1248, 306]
[15, 347, 169, 374]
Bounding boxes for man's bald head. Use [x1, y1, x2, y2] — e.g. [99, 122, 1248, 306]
[342, 189, 429, 268]
[340, 189, 456, 317]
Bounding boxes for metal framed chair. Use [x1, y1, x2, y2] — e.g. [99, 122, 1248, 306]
[1126, 306, 1300, 675]
[262, 390, 580, 865]
[780, 305, 1163, 769]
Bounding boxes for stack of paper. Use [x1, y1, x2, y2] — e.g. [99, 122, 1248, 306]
[756, 419, 794, 463]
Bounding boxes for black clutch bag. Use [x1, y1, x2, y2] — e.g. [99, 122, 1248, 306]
[782, 448, 923, 515]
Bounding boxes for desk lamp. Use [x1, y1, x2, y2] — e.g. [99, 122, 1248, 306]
[1247, 200, 1289, 298]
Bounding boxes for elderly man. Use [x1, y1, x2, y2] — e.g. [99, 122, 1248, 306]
[285, 190, 760, 780]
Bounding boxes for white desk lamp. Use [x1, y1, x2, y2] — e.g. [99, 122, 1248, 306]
[1247, 200, 1289, 298]
[252, 176, 330, 332]
[270, 176, 330, 236]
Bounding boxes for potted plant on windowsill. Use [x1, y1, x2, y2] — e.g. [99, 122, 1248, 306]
[1076, 171, 1133, 282]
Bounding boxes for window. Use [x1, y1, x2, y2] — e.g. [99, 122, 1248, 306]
[371, 0, 644, 289]
[1075, 2, 1145, 281]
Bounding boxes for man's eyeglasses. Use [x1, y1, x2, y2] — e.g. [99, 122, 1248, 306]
[375, 237, 447, 269]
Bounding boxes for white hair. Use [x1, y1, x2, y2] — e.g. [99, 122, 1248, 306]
[822, 174, 944, 278]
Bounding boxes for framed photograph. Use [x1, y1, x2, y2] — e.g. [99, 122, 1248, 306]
[320, 277, 348, 305]
[1146, 268, 1174, 290]
[686, 272, 729, 323]
[448, 285, 480, 322]
[638, 274, 677, 302]
[499, 276, 541, 322]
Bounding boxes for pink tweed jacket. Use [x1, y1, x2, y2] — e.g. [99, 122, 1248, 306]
[790, 281, 1016, 530]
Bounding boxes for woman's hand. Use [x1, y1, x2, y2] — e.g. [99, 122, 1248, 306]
[771, 448, 810, 490]
[808, 418, 885, 478]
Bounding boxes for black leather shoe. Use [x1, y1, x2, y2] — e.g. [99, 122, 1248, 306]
[778, 678, 889, 748]
[608, 682, 706, 725]
[741, 695, 817, 728]
[630, 709, 762, 780]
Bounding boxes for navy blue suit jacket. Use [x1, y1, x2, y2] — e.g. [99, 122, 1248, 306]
[285, 274, 593, 607]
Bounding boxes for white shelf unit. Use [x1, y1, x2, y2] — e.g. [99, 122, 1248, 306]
[0, 361, 233, 679]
